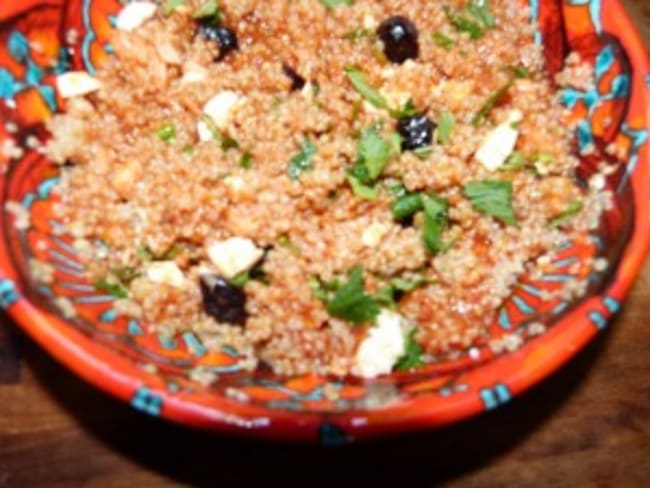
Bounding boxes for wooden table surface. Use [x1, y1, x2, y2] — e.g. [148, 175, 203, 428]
[2, 2, 650, 487]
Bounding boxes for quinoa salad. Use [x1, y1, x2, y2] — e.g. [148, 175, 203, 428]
[37, 0, 613, 378]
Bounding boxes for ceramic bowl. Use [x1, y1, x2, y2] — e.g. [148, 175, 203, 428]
[0, 0, 648, 443]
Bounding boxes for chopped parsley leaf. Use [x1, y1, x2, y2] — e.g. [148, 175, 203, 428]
[463, 180, 517, 225]
[432, 31, 456, 50]
[287, 138, 317, 180]
[444, 0, 495, 40]
[193, 0, 219, 21]
[395, 329, 425, 371]
[436, 110, 455, 144]
[319, 0, 353, 9]
[162, 0, 185, 15]
[499, 151, 528, 172]
[359, 126, 393, 179]
[94, 277, 128, 299]
[347, 174, 379, 200]
[157, 122, 176, 142]
[324, 267, 381, 324]
[344, 66, 390, 111]
[422, 194, 450, 253]
[549, 199, 583, 228]
[375, 276, 430, 307]
[344, 28, 370, 40]
[239, 151, 253, 169]
[391, 191, 423, 221]
[344, 66, 418, 120]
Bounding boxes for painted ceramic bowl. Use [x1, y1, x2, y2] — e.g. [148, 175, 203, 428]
[0, 0, 648, 443]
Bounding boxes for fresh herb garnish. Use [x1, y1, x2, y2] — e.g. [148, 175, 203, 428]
[347, 174, 379, 199]
[162, 0, 185, 15]
[375, 276, 429, 306]
[94, 277, 128, 299]
[239, 151, 253, 169]
[422, 194, 450, 253]
[343, 66, 417, 119]
[343, 28, 370, 40]
[287, 138, 317, 180]
[444, 0, 495, 40]
[436, 110, 455, 144]
[511, 65, 532, 79]
[347, 127, 399, 199]
[444, 7, 484, 39]
[112, 266, 140, 284]
[157, 122, 176, 142]
[472, 78, 514, 126]
[549, 199, 583, 228]
[322, 267, 381, 324]
[395, 329, 425, 371]
[391, 191, 423, 221]
[230, 265, 268, 287]
[432, 31, 456, 50]
[359, 126, 393, 180]
[200, 114, 240, 150]
[319, 0, 353, 9]
[344, 66, 390, 112]
[466, 0, 496, 28]
[391, 99, 419, 119]
[499, 151, 527, 172]
[136, 243, 184, 261]
[193, 0, 219, 21]
[463, 180, 517, 225]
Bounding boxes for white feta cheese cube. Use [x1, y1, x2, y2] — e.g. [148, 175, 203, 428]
[352, 310, 407, 379]
[361, 222, 390, 247]
[146, 261, 186, 288]
[206, 237, 264, 279]
[116, 1, 157, 32]
[56, 72, 102, 98]
[197, 91, 242, 142]
[475, 110, 523, 171]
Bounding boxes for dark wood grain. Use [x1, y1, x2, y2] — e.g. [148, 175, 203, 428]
[0, 1, 649, 486]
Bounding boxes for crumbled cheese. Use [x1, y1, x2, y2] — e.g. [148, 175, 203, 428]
[362, 14, 377, 30]
[475, 110, 523, 170]
[115, 1, 157, 32]
[223, 175, 245, 194]
[56, 72, 102, 98]
[300, 82, 313, 100]
[197, 91, 242, 141]
[146, 261, 186, 288]
[352, 310, 407, 379]
[361, 222, 390, 247]
[206, 237, 264, 279]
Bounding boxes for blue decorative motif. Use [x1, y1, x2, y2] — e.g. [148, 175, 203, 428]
[0, 30, 57, 111]
[588, 310, 608, 329]
[182, 331, 207, 357]
[82, 0, 99, 74]
[617, 123, 650, 193]
[131, 387, 163, 416]
[0, 279, 19, 308]
[480, 383, 512, 411]
[602, 296, 620, 314]
[559, 41, 632, 154]
[318, 422, 350, 446]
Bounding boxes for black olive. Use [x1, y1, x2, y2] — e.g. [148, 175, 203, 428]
[377, 16, 419, 64]
[397, 115, 436, 151]
[199, 274, 247, 325]
[197, 23, 239, 61]
[282, 64, 306, 92]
